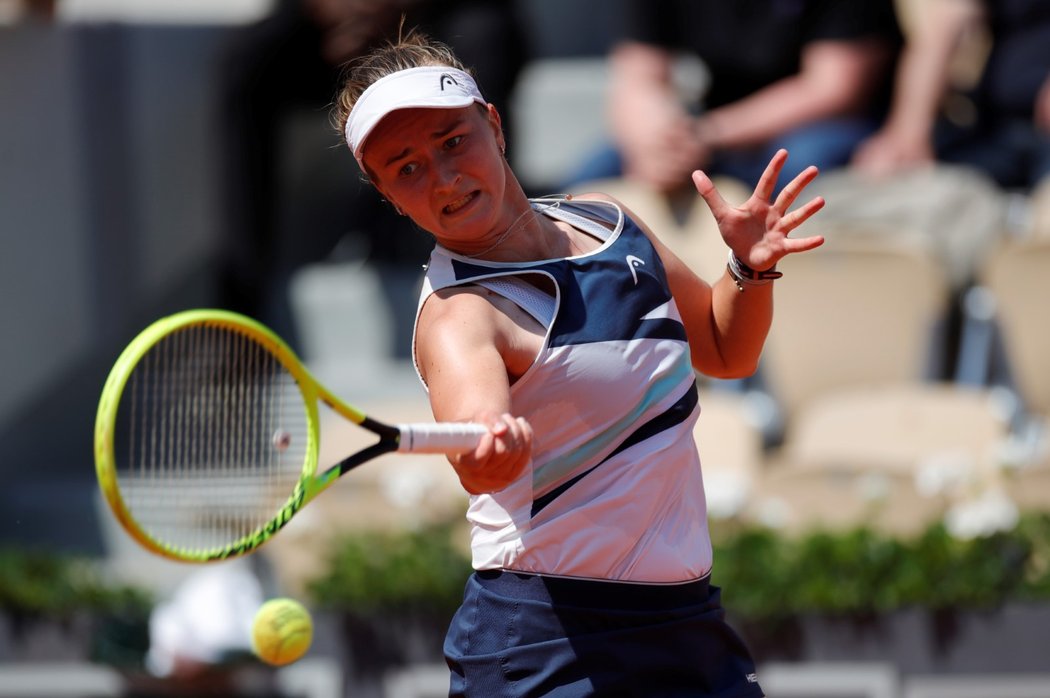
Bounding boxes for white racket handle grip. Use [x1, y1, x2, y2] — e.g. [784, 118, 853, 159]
[397, 422, 488, 454]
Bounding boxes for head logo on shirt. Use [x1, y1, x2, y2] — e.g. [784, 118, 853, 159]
[626, 255, 646, 285]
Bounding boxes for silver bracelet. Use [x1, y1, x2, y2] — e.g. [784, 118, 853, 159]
[726, 250, 782, 291]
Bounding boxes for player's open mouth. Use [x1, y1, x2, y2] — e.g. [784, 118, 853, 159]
[444, 192, 478, 215]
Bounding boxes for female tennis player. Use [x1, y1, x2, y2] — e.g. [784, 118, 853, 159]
[335, 28, 825, 698]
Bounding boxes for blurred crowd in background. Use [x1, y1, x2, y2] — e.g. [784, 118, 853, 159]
[4, 0, 1048, 349]
[2, 0, 1050, 694]
[5, 0, 1050, 584]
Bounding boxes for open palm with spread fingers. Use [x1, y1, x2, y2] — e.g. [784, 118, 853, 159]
[692, 149, 826, 270]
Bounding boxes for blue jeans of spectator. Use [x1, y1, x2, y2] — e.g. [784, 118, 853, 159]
[564, 117, 879, 191]
[937, 116, 1050, 191]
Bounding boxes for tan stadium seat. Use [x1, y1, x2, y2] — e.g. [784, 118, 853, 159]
[762, 238, 952, 420]
[751, 239, 1012, 534]
[981, 238, 1050, 423]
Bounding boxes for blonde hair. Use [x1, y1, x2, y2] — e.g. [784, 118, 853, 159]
[332, 27, 474, 147]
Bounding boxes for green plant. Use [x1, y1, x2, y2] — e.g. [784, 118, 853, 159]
[307, 524, 471, 615]
[0, 547, 152, 618]
[304, 513, 1050, 623]
[713, 513, 1050, 621]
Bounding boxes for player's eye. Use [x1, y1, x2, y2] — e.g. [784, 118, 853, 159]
[399, 162, 419, 177]
[443, 135, 463, 150]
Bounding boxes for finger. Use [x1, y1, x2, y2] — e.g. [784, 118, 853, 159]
[779, 234, 826, 254]
[515, 417, 533, 439]
[773, 165, 819, 215]
[779, 196, 826, 232]
[499, 412, 522, 439]
[487, 414, 522, 456]
[692, 169, 731, 218]
[473, 429, 496, 459]
[753, 148, 788, 202]
[487, 415, 509, 436]
[493, 416, 530, 462]
[515, 417, 534, 452]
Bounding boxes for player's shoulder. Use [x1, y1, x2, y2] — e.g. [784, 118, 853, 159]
[416, 285, 514, 368]
[418, 284, 501, 335]
[423, 284, 496, 316]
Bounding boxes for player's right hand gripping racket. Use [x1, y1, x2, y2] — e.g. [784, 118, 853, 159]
[94, 309, 486, 563]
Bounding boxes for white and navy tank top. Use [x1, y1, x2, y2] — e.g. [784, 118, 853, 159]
[413, 197, 712, 583]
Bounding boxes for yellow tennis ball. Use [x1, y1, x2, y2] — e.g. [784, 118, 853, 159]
[251, 597, 313, 666]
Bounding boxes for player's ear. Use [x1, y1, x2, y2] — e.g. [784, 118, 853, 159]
[367, 174, 392, 205]
[370, 181, 405, 216]
[483, 103, 505, 154]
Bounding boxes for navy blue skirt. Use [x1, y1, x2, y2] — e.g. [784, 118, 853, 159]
[444, 570, 764, 697]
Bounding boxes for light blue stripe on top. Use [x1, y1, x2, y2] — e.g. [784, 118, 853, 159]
[531, 346, 695, 494]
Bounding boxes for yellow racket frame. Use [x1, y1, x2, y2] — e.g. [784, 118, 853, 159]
[94, 309, 368, 562]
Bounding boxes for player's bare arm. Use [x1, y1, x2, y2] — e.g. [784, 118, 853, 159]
[416, 286, 535, 494]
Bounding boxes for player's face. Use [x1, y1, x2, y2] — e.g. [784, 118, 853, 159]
[362, 104, 514, 251]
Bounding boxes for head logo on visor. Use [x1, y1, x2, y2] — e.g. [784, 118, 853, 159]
[344, 66, 487, 167]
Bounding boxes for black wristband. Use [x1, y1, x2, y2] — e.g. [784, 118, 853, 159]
[727, 251, 782, 291]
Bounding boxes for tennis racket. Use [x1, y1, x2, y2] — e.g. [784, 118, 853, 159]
[94, 308, 486, 563]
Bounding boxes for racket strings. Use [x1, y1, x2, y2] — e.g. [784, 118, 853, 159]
[118, 324, 308, 554]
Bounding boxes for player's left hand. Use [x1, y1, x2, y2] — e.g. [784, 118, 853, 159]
[692, 149, 825, 271]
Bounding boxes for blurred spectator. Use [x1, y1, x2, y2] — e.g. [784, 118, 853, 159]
[217, 0, 526, 347]
[146, 560, 264, 681]
[567, 0, 902, 193]
[853, 0, 1050, 192]
[0, 0, 55, 23]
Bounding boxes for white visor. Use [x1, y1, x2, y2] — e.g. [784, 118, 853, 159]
[344, 66, 487, 167]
